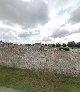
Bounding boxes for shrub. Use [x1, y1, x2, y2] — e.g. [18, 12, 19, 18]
[59, 47, 70, 51]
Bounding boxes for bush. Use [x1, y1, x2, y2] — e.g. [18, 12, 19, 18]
[59, 47, 70, 51]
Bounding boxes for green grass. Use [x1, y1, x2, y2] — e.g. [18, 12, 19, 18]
[0, 66, 80, 92]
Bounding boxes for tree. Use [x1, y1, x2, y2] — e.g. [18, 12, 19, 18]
[48, 44, 51, 47]
[62, 43, 66, 47]
[28, 44, 31, 46]
[67, 41, 76, 47]
[56, 43, 61, 47]
[52, 44, 55, 47]
[25, 44, 31, 46]
[76, 42, 80, 48]
[45, 44, 47, 46]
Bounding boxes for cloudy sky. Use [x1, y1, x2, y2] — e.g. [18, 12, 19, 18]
[0, 0, 80, 44]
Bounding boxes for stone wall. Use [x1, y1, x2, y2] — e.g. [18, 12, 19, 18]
[0, 47, 80, 76]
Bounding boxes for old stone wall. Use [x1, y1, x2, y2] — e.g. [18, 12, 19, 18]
[0, 47, 80, 75]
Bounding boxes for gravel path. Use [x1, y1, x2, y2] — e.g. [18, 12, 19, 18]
[0, 87, 17, 92]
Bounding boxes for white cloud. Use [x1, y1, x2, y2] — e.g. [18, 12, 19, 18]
[0, 0, 49, 28]
[0, 0, 80, 43]
[66, 33, 80, 42]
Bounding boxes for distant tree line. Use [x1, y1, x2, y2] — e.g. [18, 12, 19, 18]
[47, 41, 80, 48]
[24, 41, 80, 48]
[56, 41, 80, 48]
[67, 41, 80, 48]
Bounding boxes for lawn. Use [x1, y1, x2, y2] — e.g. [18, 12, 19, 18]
[0, 66, 80, 92]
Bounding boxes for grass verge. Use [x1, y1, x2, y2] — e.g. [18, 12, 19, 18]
[0, 66, 80, 92]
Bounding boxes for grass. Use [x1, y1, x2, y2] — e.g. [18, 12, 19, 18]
[0, 66, 80, 92]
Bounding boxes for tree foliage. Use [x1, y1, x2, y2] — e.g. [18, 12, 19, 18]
[67, 41, 76, 47]
[76, 42, 80, 48]
[62, 43, 66, 47]
[56, 43, 61, 47]
[52, 44, 55, 47]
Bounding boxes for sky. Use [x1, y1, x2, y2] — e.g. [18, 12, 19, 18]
[0, 0, 80, 44]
